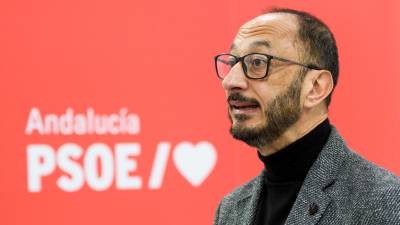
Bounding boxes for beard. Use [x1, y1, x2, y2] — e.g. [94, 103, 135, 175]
[229, 75, 303, 148]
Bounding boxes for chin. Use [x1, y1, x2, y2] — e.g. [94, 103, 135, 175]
[232, 116, 265, 130]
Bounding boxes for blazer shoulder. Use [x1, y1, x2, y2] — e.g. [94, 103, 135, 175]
[341, 150, 400, 223]
[344, 149, 400, 188]
[217, 170, 264, 210]
[213, 172, 263, 225]
[222, 172, 262, 203]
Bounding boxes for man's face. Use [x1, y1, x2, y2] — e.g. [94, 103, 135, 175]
[223, 13, 305, 148]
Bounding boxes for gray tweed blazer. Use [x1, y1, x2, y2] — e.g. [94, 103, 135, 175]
[213, 127, 400, 225]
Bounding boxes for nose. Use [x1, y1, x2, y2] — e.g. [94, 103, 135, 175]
[221, 62, 248, 91]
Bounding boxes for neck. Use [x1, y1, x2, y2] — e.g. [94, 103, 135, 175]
[258, 111, 328, 156]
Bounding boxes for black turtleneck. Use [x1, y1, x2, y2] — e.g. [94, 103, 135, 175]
[254, 119, 331, 225]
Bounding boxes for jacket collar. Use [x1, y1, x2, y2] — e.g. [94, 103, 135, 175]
[233, 126, 349, 225]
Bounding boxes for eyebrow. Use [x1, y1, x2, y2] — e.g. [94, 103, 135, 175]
[230, 40, 271, 52]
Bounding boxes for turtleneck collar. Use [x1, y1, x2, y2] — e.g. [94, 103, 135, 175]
[257, 118, 331, 182]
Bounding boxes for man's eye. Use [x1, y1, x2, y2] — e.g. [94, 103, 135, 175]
[251, 58, 267, 67]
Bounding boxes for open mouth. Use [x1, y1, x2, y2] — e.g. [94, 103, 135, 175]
[227, 93, 260, 114]
[229, 100, 259, 110]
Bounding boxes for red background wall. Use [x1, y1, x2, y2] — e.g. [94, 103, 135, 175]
[1, 0, 399, 224]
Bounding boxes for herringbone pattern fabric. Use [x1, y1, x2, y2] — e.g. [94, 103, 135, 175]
[213, 127, 400, 225]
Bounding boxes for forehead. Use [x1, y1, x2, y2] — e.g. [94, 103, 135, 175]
[231, 13, 299, 55]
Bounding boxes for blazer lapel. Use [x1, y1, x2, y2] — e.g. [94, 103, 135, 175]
[284, 127, 348, 225]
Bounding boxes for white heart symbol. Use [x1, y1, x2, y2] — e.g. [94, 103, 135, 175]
[173, 141, 217, 187]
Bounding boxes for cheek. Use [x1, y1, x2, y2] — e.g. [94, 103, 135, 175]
[252, 84, 280, 110]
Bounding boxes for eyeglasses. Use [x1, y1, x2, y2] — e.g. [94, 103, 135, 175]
[214, 53, 322, 80]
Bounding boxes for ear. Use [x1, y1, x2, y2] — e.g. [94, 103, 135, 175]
[302, 70, 334, 109]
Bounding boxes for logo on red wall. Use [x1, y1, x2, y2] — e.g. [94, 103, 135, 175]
[25, 107, 218, 192]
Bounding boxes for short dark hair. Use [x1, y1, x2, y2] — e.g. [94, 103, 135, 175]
[264, 7, 339, 106]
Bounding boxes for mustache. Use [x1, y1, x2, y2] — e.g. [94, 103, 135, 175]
[227, 92, 260, 106]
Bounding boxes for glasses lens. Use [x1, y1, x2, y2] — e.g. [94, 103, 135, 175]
[216, 54, 236, 79]
[244, 54, 269, 78]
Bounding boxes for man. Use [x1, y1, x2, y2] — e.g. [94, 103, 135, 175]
[213, 8, 400, 225]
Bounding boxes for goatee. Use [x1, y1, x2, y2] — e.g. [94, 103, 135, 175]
[229, 75, 303, 148]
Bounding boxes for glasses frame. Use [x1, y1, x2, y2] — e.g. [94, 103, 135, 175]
[214, 53, 323, 80]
